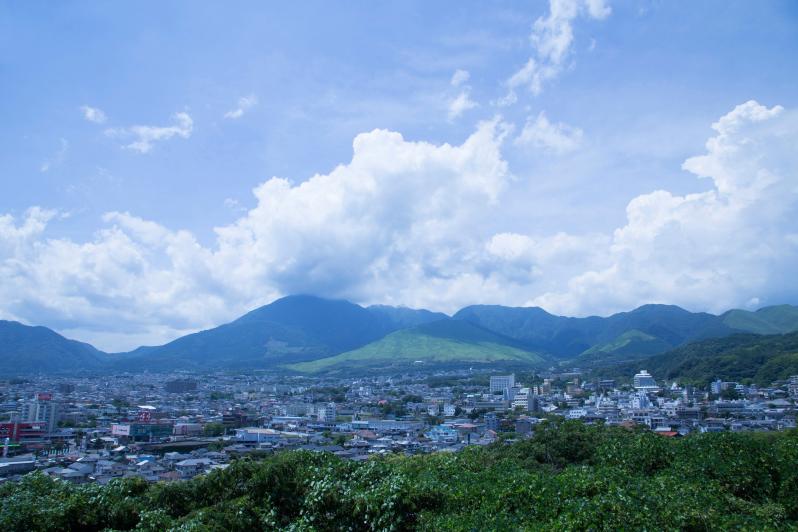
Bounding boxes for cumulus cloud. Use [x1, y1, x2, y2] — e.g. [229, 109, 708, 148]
[528, 101, 798, 315]
[3, 101, 796, 349]
[80, 105, 107, 124]
[515, 111, 583, 153]
[0, 119, 512, 350]
[224, 95, 258, 119]
[500, 0, 611, 104]
[105, 112, 193, 153]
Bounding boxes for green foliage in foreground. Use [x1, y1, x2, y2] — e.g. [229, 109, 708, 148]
[3, 420, 798, 531]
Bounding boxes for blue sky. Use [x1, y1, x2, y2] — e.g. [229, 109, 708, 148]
[1, 0, 797, 350]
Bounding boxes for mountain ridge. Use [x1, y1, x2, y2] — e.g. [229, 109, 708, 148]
[2, 298, 798, 375]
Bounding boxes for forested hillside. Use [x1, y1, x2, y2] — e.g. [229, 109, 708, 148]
[601, 331, 798, 386]
[2, 420, 797, 530]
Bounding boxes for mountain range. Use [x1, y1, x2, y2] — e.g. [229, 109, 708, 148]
[1, 295, 797, 375]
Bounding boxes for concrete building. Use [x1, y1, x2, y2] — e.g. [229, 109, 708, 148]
[317, 402, 336, 423]
[633, 371, 659, 392]
[490, 375, 515, 395]
[21, 393, 60, 434]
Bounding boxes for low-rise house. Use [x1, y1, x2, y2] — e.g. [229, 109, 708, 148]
[175, 458, 215, 479]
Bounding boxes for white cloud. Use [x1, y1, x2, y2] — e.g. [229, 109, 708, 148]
[501, 0, 611, 104]
[447, 69, 478, 120]
[3, 101, 796, 350]
[0, 119, 512, 350]
[515, 111, 583, 153]
[448, 90, 478, 121]
[105, 112, 193, 153]
[223, 198, 246, 214]
[528, 101, 798, 315]
[80, 105, 107, 124]
[451, 69, 470, 87]
[224, 94, 258, 119]
[39, 138, 69, 172]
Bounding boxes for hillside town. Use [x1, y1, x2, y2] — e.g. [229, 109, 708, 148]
[2, 370, 797, 485]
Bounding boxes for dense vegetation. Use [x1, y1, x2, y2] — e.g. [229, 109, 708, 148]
[3, 420, 798, 530]
[600, 331, 798, 386]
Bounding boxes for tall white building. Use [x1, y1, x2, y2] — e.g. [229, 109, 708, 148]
[511, 387, 531, 411]
[633, 370, 659, 392]
[22, 393, 60, 434]
[490, 374, 515, 395]
[317, 402, 336, 423]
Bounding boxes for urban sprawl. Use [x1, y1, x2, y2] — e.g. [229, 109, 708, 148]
[2, 370, 797, 484]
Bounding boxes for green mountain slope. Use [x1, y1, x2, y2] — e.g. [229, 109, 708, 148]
[574, 329, 673, 366]
[722, 305, 798, 335]
[454, 303, 737, 359]
[0, 320, 108, 375]
[289, 319, 545, 373]
[601, 331, 798, 386]
[116, 295, 446, 370]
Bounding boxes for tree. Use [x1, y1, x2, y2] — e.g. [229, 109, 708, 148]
[204, 422, 226, 437]
[720, 387, 741, 400]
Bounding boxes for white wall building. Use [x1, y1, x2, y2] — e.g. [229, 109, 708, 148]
[633, 370, 659, 392]
[317, 402, 336, 423]
[490, 375, 515, 395]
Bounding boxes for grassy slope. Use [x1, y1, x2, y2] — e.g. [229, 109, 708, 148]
[573, 329, 673, 366]
[581, 329, 663, 354]
[289, 320, 544, 373]
[722, 305, 798, 335]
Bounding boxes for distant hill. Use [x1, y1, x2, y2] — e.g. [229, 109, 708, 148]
[115, 295, 446, 370]
[597, 331, 798, 386]
[3, 297, 797, 374]
[454, 303, 738, 361]
[0, 320, 108, 375]
[721, 305, 798, 335]
[574, 329, 673, 366]
[366, 305, 448, 329]
[288, 319, 546, 374]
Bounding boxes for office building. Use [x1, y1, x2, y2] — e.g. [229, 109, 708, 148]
[21, 393, 60, 434]
[490, 374, 515, 395]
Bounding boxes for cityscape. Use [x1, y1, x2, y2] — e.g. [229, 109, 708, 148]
[3, 368, 796, 484]
[2, 0, 798, 529]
